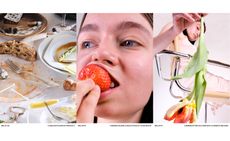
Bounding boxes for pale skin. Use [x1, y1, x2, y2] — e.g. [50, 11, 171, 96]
[76, 13, 207, 122]
[186, 21, 201, 42]
[160, 21, 202, 52]
[76, 14, 153, 123]
[160, 14, 230, 96]
[153, 13, 206, 54]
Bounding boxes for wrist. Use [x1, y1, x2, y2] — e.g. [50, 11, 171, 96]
[171, 25, 182, 37]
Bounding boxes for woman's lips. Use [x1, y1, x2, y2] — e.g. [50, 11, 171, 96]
[108, 73, 120, 88]
[99, 85, 119, 100]
[99, 72, 120, 100]
[99, 73, 120, 99]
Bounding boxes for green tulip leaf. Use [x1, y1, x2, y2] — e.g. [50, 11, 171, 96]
[194, 68, 207, 114]
[172, 20, 208, 79]
[172, 17, 208, 115]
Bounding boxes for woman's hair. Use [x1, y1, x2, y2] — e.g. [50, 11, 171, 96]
[140, 92, 153, 123]
[78, 13, 153, 123]
[141, 13, 153, 28]
[183, 21, 206, 45]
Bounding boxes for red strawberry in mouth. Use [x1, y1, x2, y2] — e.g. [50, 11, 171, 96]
[78, 64, 119, 92]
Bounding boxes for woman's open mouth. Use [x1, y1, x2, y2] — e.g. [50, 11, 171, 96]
[108, 73, 120, 89]
[99, 72, 120, 99]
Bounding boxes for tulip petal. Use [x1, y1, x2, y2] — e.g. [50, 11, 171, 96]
[189, 107, 197, 123]
[164, 99, 189, 121]
[174, 106, 193, 123]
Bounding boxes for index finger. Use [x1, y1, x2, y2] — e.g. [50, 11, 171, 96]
[75, 79, 95, 111]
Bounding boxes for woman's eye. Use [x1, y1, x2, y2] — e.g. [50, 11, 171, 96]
[81, 41, 94, 49]
[120, 40, 139, 48]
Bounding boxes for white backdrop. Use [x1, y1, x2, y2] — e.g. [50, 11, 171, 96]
[154, 13, 230, 123]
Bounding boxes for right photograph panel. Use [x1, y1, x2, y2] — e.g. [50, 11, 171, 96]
[154, 13, 230, 123]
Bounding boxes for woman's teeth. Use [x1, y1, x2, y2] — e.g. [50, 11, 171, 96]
[110, 82, 115, 88]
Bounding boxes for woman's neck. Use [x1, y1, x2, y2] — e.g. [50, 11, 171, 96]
[96, 109, 143, 123]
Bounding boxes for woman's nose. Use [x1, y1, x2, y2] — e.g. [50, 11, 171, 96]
[91, 44, 119, 66]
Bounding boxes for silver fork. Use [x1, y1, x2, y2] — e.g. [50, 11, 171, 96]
[5, 59, 59, 87]
[44, 101, 76, 123]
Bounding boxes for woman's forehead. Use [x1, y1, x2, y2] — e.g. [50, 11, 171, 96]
[83, 13, 152, 30]
[85, 13, 144, 21]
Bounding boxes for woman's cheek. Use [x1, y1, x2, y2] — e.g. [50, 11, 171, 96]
[77, 54, 90, 74]
[130, 55, 152, 83]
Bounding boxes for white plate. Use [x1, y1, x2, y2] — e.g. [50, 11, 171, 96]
[38, 31, 76, 75]
[0, 14, 47, 39]
[28, 96, 75, 123]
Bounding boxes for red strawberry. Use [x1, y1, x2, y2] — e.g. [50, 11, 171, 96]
[78, 64, 111, 92]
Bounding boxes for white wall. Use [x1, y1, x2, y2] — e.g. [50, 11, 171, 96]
[154, 13, 230, 123]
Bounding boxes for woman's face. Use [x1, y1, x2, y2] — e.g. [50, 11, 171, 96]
[77, 14, 153, 121]
[186, 21, 201, 42]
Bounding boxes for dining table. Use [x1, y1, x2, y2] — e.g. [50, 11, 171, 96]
[0, 13, 76, 123]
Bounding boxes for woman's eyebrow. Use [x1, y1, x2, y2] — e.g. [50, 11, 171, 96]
[116, 21, 152, 36]
[79, 24, 99, 33]
[79, 21, 152, 36]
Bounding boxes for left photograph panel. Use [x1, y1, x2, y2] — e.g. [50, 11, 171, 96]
[0, 13, 77, 123]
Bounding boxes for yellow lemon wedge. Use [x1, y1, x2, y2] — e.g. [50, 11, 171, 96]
[30, 99, 59, 109]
